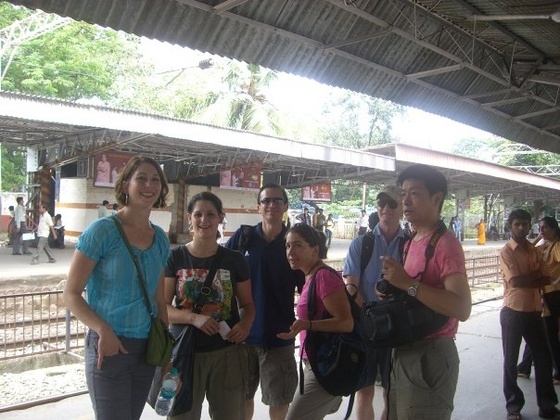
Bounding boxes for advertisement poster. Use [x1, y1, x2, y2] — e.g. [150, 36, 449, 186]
[220, 166, 261, 191]
[302, 182, 332, 202]
[93, 151, 132, 188]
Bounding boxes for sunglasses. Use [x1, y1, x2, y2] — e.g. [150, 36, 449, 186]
[377, 198, 398, 209]
[259, 197, 286, 206]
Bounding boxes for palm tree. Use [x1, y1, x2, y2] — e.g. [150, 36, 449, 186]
[195, 62, 283, 135]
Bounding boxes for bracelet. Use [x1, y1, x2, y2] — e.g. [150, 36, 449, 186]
[308, 320, 313, 331]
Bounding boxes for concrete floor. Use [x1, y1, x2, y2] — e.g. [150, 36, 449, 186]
[3, 236, 553, 419]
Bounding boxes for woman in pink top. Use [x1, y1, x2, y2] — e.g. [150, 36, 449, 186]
[278, 223, 353, 420]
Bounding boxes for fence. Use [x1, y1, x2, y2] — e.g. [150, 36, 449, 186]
[0, 255, 504, 362]
[0, 289, 86, 361]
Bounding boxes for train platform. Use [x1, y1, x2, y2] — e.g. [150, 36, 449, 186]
[2, 236, 541, 419]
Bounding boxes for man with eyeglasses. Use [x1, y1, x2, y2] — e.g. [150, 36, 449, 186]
[226, 183, 304, 420]
[343, 185, 405, 420]
[380, 164, 471, 420]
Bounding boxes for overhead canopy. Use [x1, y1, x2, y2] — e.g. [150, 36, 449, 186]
[5, 0, 560, 153]
[2, 92, 560, 204]
[0, 92, 395, 188]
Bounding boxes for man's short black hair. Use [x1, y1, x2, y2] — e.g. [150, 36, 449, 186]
[397, 164, 447, 212]
[507, 209, 531, 225]
[102, 200, 109, 206]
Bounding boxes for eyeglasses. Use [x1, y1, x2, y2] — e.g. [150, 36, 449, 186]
[259, 197, 286, 206]
[377, 198, 398, 209]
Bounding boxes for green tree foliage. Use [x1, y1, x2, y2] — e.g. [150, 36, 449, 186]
[195, 62, 284, 135]
[1, 4, 142, 100]
[1, 145, 26, 191]
[317, 91, 404, 149]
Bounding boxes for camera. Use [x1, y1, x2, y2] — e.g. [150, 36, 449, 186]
[376, 278, 402, 296]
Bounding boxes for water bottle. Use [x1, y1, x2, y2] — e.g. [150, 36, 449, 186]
[154, 367, 180, 416]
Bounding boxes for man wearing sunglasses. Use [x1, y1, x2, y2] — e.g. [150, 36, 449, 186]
[343, 185, 405, 420]
[226, 183, 304, 420]
[380, 164, 471, 420]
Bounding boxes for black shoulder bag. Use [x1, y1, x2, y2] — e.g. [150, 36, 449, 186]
[147, 245, 225, 416]
[303, 266, 368, 420]
[360, 222, 449, 348]
[112, 215, 174, 368]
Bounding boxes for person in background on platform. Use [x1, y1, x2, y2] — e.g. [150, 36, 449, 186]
[217, 213, 227, 245]
[30, 204, 57, 265]
[325, 214, 335, 248]
[356, 209, 368, 236]
[111, 203, 119, 215]
[455, 217, 462, 242]
[313, 208, 326, 233]
[50, 214, 65, 249]
[297, 207, 312, 226]
[98, 200, 109, 219]
[517, 216, 560, 385]
[343, 185, 405, 420]
[64, 156, 170, 420]
[7, 205, 15, 246]
[165, 191, 254, 420]
[226, 183, 304, 420]
[381, 164, 471, 420]
[476, 218, 486, 245]
[12, 196, 31, 256]
[499, 209, 559, 420]
[278, 223, 354, 420]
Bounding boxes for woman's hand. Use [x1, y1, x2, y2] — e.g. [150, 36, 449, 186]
[277, 319, 309, 340]
[96, 326, 128, 369]
[193, 314, 219, 336]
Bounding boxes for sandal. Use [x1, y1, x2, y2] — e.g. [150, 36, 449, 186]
[507, 412, 521, 420]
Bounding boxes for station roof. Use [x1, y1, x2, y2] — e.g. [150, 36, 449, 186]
[6, 0, 560, 154]
[1, 92, 559, 204]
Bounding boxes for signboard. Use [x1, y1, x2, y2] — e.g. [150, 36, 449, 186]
[93, 151, 132, 188]
[302, 183, 332, 202]
[220, 166, 261, 191]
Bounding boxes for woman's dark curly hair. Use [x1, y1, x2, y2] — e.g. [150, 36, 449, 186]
[114, 156, 169, 208]
[287, 223, 328, 259]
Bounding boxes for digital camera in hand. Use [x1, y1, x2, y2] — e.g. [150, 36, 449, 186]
[376, 279, 403, 297]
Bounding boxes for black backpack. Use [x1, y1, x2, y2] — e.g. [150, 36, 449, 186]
[237, 224, 255, 255]
[360, 222, 450, 348]
[359, 230, 407, 281]
[303, 266, 367, 419]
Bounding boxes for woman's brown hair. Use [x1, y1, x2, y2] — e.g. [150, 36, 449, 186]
[114, 156, 169, 208]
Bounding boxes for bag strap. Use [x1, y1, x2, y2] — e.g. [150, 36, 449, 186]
[190, 246, 225, 314]
[112, 215, 156, 319]
[402, 220, 447, 283]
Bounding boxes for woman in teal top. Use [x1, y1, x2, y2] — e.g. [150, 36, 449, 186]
[64, 156, 170, 420]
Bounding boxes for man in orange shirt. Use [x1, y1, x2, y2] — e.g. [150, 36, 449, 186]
[499, 209, 559, 420]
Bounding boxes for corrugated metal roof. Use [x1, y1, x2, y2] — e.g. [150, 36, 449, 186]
[4, 0, 560, 153]
[3, 92, 558, 201]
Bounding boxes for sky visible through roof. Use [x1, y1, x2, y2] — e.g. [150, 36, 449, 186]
[141, 38, 493, 153]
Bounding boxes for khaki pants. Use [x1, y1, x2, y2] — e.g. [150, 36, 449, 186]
[389, 338, 459, 420]
[171, 345, 246, 420]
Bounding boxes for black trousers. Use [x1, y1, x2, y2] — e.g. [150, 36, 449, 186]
[500, 306, 558, 413]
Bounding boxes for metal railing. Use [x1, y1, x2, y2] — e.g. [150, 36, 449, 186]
[0, 289, 86, 361]
[0, 256, 504, 361]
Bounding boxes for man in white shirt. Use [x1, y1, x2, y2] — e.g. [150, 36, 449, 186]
[356, 209, 369, 236]
[12, 196, 31, 255]
[98, 200, 109, 218]
[31, 205, 57, 265]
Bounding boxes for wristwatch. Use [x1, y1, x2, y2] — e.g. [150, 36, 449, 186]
[407, 281, 420, 297]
